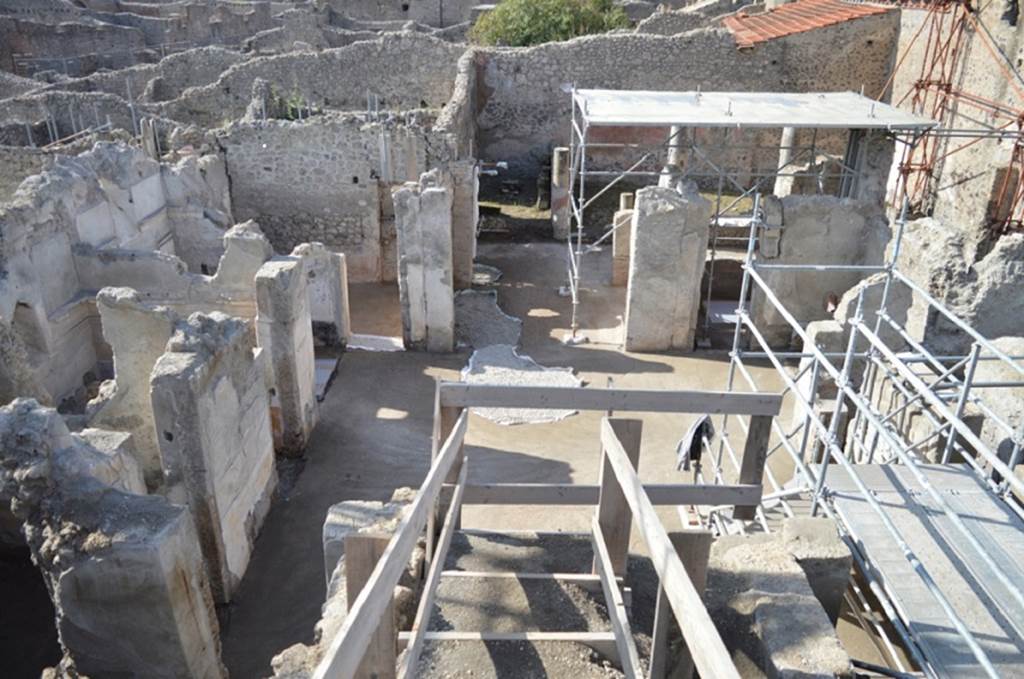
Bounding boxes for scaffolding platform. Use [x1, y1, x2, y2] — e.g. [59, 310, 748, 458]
[822, 464, 1024, 678]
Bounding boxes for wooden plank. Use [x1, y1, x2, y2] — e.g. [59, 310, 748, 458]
[445, 482, 762, 507]
[733, 414, 773, 520]
[397, 631, 620, 661]
[649, 530, 713, 679]
[595, 419, 643, 576]
[600, 417, 741, 679]
[398, 461, 469, 679]
[592, 517, 643, 679]
[427, 380, 465, 566]
[345, 533, 397, 679]
[312, 410, 469, 679]
[438, 383, 783, 416]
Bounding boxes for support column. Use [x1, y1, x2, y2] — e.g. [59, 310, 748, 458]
[624, 184, 712, 352]
[449, 160, 479, 290]
[773, 127, 796, 198]
[551, 147, 571, 241]
[256, 258, 318, 456]
[393, 171, 455, 352]
[611, 192, 634, 287]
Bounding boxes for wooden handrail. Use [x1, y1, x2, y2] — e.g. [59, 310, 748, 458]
[442, 481, 762, 506]
[599, 417, 742, 679]
[398, 460, 469, 678]
[312, 410, 468, 679]
[438, 382, 783, 416]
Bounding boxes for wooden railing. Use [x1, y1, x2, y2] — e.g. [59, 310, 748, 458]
[313, 382, 782, 679]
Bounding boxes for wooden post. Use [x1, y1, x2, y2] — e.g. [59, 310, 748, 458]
[426, 381, 464, 567]
[345, 533, 397, 679]
[594, 418, 643, 576]
[732, 415, 772, 520]
[648, 530, 713, 679]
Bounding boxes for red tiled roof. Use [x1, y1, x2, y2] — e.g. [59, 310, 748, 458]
[723, 0, 895, 48]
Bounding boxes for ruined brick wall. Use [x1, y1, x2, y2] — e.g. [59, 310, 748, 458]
[434, 48, 477, 160]
[322, 0, 480, 28]
[0, 16, 147, 75]
[218, 114, 448, 281]
[0, 145, 53, 202]
[34, 46, 248, 103]
[158, 33, 464, 127]
[474, 13, 899, 176]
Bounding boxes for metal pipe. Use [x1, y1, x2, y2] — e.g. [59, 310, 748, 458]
[753, 263, 889, 272]
[746, 268, 1024, 619]
[941, 343, 980, 464]
[741, 310, 1000, 678]
[811, 287, 864, 515]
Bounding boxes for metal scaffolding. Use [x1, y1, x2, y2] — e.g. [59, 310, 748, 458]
[701, 193, 1024, 678]
[564, 89, 936, 341]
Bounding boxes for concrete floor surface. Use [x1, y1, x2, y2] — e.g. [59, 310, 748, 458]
[220, 242, 789, 677]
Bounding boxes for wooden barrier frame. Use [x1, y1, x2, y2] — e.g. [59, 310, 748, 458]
[595, 417, 742, 679]
[314, 383, 781, 679]
[312, 410, 468, 679]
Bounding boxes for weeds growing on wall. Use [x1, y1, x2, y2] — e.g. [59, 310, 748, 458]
[470, 0, 630, 46]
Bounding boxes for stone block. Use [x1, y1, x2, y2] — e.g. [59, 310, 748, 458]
[151, 313, 278, 602]
[393, 172, 455, 352]
[292, 242, 352, 348]
[707, 533, 852, 678]
[623, 183, 711, 352]
[0, 399, 224, 678]
[781, 517, 852, 624]
[256, 257, 318, 455]
[449, 160, 479, 290]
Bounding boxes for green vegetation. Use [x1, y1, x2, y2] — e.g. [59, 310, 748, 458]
[470, 0, 630, 47]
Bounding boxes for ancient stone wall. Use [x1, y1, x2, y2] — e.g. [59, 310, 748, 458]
[624, 184, 711, 352]
[159, 33, 464, 128]
[0, 15, 146, 76]
[890, 5, 1024, 237]
[0, 144, 54, 201]
[322, 0, 480, 28]
[393, 170, 455, 352]
[474, 13, 899, 176]
[434, 48, 478, 160]
[255, 256, 319, 454]
[895, 217, 1024, 354]
[35, 46, 247, 104]
[218, 114, 449, 281]
[751, 195, 890, 346]
[0, 398, 225, 678]
[0, 143, 232, 403]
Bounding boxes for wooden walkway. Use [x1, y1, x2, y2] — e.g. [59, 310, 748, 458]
[822, 464, 1024, 678]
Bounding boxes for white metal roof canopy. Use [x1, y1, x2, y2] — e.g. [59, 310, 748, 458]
[573, 89, 937, 131]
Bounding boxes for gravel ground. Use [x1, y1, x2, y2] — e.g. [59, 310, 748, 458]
[461, 345, 582, 425]
[429, 576, 611, 633]
[408, 531, 657, 678]
[413, 640, 626, 678]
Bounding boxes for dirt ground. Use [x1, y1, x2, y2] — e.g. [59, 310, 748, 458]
[219, 241, 791, 677]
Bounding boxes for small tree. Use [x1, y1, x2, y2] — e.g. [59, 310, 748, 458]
[470, 0, 630, 47]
